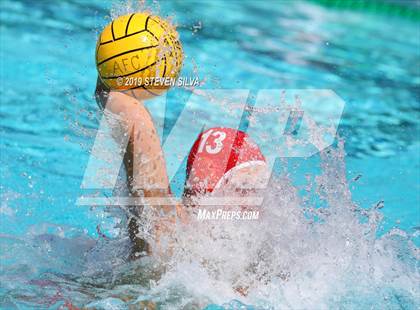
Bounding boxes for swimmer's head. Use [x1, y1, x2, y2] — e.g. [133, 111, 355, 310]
[183, 127, 269, 201]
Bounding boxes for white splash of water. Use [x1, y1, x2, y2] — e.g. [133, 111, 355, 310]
[1, 140, 418, 309]
[119, 141, 419, 309]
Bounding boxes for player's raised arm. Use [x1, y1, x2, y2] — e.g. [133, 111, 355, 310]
[95, 12, 184, 258]
[95, 11, 183, 196]
[114, 93, 170, 196]
[95, 78, 170, 196]
[95, 81, 179, 258]
[95, 10, 183, 196]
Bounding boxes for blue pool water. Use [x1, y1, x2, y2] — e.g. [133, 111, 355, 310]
[1, 0, 419, 308]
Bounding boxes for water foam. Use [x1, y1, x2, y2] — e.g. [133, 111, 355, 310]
[1, 141, 418, 309]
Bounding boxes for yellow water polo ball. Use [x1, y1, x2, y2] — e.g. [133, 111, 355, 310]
[96, 13, 183, 98]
